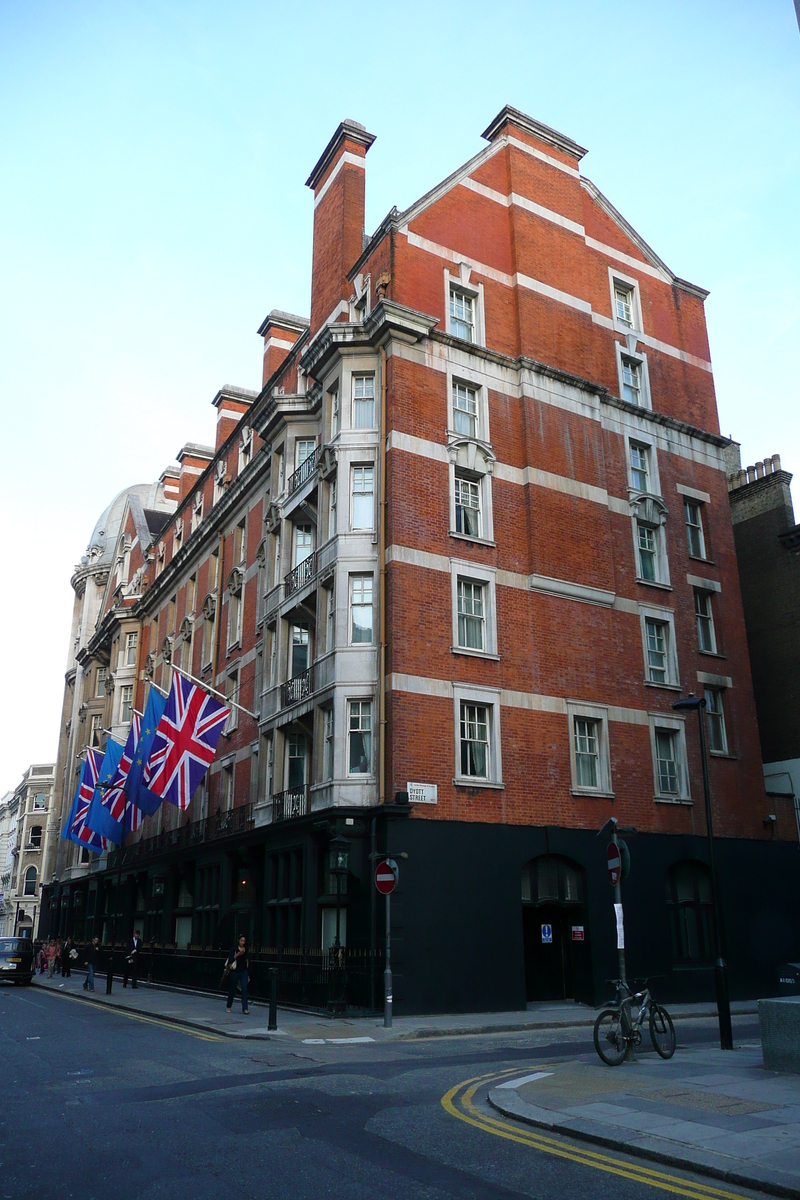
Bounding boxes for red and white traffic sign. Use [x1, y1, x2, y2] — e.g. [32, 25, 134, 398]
[607, 843, 621, 886]
[374, 859, 397, 895]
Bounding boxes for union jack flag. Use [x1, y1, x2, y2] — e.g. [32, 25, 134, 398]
[104, 713, 141, 823]
[71, 748, 107, 851]
[144, 673, 230, 810]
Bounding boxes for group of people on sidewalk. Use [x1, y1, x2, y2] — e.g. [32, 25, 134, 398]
[36, 929, 252, 1015]
[36, 937, 76, 978]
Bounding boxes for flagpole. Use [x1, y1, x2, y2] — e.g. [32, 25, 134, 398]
[171, 663, 259, 720]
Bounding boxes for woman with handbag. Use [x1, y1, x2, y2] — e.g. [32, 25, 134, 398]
[225, 935, 250, 1014]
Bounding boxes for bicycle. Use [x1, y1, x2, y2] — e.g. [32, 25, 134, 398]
[593, 978, 676, 1066]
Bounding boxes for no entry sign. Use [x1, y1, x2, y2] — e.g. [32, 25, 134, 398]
[607, 843, 621, 886]
[374, 859, 397, 895]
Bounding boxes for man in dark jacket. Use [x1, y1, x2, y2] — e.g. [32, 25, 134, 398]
[123, 929, 142, 988]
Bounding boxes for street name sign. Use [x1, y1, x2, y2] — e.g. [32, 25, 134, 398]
[407, 782, 437, 804]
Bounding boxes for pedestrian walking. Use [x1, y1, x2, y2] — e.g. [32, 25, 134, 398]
[84, 937, 99, 992]
[46, 940, 58, 978]
[225, 935, 250, 1014]
[123, 930, 142, 988]
[37, 943, 46, 974]
[61, 937, 73, 978]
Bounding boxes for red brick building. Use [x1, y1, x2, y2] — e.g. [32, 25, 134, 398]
[45, 108, 799, 1011]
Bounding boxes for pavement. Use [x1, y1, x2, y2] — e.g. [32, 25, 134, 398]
[29, 969, 757, 1043]
[488, 1043, 800, 1197]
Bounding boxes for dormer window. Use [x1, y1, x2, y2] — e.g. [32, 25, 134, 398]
[191, 491, 204, 533]
[213, 460, 228, 504]
[238, 428, 253, 474]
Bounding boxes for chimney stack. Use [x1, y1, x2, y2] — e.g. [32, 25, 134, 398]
[306, 119, 376, 337]
[257, 310, 310, 387]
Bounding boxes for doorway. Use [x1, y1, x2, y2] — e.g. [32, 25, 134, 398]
[522, 855, 588, 1002]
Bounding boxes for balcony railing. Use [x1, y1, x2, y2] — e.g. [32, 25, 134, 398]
[272, 787, 308, 823]
[282, 667, 312, 708]
[285, 552, 316, 597]
[108, 803, 255, 867]
[288, 447, 319, 496]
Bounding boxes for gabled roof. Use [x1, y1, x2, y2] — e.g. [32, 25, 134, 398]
[349, 106, 708, 299]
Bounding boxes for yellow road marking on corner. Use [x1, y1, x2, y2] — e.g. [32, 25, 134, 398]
[442, 1072, 748, 1200]
[47, 989, 221, 1042]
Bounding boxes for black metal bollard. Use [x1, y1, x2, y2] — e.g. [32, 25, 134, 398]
[715, 957, 734, 1050]
[106, 950, 113, 994]
[268, 967, 278, 1031]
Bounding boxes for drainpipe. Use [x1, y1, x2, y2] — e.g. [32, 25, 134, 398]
[379, 344, 388, 807]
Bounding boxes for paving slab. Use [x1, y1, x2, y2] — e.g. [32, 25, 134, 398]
[28, 972, 758, 1042]
[489, 1045, 800, 1197]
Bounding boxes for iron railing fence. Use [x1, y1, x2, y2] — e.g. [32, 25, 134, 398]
[67, 943, 380, 1011]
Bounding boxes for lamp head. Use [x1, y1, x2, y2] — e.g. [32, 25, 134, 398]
[672, 691, 705, 712]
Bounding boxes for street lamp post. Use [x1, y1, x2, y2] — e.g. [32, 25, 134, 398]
[328, 835, 350, 1014]
[672, 692, 733, 1050]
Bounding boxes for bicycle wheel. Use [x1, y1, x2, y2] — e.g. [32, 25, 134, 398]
[650, 1004, 676, 1058]
[594, 1008, 627, 1066]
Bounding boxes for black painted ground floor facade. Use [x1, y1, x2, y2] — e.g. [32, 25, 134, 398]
[41, 810, 800, 1013]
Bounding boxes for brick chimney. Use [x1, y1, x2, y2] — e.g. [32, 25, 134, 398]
[211, 385, 258, 452]
[257, 310, 310, 387]
[176, 443, 214, 504]
[306, 119, 376, 337]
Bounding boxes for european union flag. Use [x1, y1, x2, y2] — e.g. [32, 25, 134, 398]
[85, 739, 125, 843]
[124, 686, 167, 815]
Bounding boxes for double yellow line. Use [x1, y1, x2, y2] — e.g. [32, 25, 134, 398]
[50, 989, 221, 1042]
[442, 1070, 747, 1200]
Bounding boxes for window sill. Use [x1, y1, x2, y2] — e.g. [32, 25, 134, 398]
[448, 531, 497, 548]
[709, 751, 737, 760]
[698, 650, 727, 660]
[635, 578, 673, 591]
[688, 555, 715, 567]
[654, 796, 693, 806]
[451, 647, 500, 661]
[644, 680, 683, 692]
[570, 789, 616, 800]
[453, 778, 504, 790]
[227, 642, 241, 655]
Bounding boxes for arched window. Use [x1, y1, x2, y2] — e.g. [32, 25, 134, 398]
[23, 867, 37, 896]
[666, 861, 714, 964]
[29, 826, 42, 849]
[521, 856, 584, 905]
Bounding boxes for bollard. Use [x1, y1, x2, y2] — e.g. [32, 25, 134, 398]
[268, 967, 278, 1031]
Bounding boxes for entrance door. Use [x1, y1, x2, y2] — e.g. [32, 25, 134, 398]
[523, 907, 574, 1001]
[522, 855, 588, 1002]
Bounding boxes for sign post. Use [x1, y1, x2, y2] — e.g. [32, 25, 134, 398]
[374, 859, 397, 1028]
[606, 826, 627, 988]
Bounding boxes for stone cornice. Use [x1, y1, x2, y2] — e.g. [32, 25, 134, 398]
[300, 300, 438, 379]
[480, 105, 588, 161]
[135, 446, 272, 614]
[600, 392, 730, 448]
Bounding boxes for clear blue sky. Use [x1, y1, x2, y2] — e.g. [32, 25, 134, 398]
[1, 0, 798, 787]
